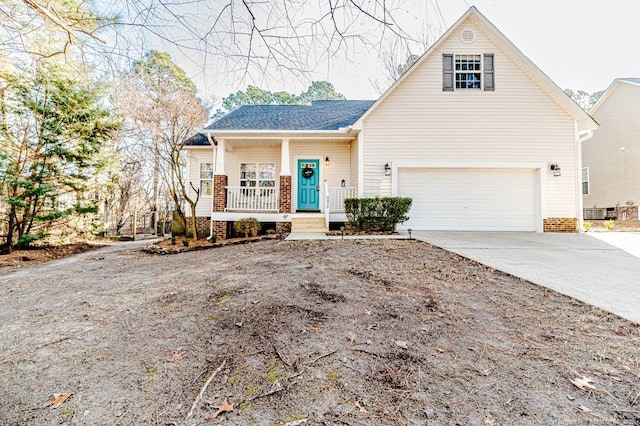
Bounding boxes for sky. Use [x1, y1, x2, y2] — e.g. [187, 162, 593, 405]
[142, 0, 640, 104]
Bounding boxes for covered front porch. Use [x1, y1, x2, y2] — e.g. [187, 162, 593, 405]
[206, 129, 361, 237]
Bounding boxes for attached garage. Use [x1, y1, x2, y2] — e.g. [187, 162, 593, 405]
[397, 168, 540, 231]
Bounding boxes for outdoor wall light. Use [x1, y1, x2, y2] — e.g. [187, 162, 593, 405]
[325, 156, 330, 166]
[341, 179, 346, 187]
[550, 163, 561, 176]
[384, 163, 391, 176]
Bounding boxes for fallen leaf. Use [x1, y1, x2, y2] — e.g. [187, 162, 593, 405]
[204, 397, 234, 420]
[42, 393, 72, 409]
[355, 400, 368, 414]
[395, 341, 409, 349]
[483, 414, 500, 425]
[571, 376, 598, 391]
[166, 348, 184, 362]
[578, 405, 592, 412]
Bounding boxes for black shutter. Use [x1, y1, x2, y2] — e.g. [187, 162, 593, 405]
[443, 54, 454, 91]
[483, 53, 495, 91]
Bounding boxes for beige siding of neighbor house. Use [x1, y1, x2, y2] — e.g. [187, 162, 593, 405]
[583, 83, 640, 208]
[186, 148, 215, 217]
[361, 15, 578, 218]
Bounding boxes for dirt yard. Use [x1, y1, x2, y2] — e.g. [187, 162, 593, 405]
[0, 239, 638, 425]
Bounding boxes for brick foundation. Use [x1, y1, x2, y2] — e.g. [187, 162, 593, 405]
[213, 221, 227, 240]
[276, 221, 292, 234]
[213, 175, 228, 240]
[543, 217, 578, 232]
[614, 205, 638, 221]
[279, 175, 292, 214]
[186, 217, 210, 237]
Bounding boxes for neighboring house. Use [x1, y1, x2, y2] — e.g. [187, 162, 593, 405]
[582, 78, 640, 221]
[185, 6, 597, 239]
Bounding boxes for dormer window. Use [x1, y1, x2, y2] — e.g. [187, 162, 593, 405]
[455, 55, 481, 89]
[443, 53, 495, 91]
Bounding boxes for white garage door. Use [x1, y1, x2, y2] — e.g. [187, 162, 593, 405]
[398, 168, 538, 231]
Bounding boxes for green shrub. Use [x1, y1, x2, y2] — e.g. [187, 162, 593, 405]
[15, 231, 49, 248]
[583, 221, 592, 232]
[344, 197, 412, 232]
[234, 217, 261, 237]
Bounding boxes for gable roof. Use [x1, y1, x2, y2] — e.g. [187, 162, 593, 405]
[619, 78, 640, 85]
[590, 78, 640, 115]
[204, 100, 375, 131]
[354, 6, 598, 132]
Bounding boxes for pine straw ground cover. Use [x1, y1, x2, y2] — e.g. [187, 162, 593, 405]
[0, 239, 638, 425]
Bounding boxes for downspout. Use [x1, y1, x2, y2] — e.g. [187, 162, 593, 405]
[575, 127, 594, 232]
[206, 133, 217, 239]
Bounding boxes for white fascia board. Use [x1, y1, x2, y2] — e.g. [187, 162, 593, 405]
[201, 129, 357, 140]
[184, 145, 213, 150]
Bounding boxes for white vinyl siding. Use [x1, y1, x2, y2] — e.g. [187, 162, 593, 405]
[583, 82, 640, 208]
[350, 138, 359, 191]
[362, 15, 578, 219]
[187, 148, 215, 217]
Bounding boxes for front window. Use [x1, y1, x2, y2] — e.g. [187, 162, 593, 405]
[455, 54, 482, 89]
[240, 163, 276, 187]
[200, 163, 213, 196]
[582, 167, 589, 195]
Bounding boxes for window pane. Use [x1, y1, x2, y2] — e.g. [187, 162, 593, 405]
[259, 163, 276, 180]
[200, 163, 213, 179]
[200, 180, 212, 196]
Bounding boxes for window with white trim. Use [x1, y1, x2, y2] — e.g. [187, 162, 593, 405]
[240, 163, 276, 187]
[455, 54, 481, 89]
[200, 163, 213, 196]
[443, 53, 494, 91]
[582, 167, 589, 195]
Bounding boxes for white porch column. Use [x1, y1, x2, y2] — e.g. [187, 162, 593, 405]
[280, 138, 291, 176]
[215, 138, 226, 175]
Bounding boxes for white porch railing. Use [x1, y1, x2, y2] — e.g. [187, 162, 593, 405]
[225, 186, 279, 211]
[328, 186, 356, 212]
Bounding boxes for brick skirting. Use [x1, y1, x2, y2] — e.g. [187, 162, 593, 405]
[279, 175, 292, 213]
[213, 220, 227, 240]
[186, 217, 210, 237]
[543, 217, 578, 232]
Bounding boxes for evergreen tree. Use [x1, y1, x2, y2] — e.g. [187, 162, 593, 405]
[0, 64, 119, 251]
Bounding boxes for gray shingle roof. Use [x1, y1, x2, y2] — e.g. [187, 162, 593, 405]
[620, 78, 640, 84]
[184, 132, 210, 146]
[205, 100, 375, 131]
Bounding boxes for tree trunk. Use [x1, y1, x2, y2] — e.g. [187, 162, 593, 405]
[132, 209, 137, 241]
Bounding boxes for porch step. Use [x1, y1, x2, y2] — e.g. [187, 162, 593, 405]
[290, 216, 328, 233]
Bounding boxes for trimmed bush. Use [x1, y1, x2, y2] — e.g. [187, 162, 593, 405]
[234, 217, 261, 237]
[345, 197, 412, 232]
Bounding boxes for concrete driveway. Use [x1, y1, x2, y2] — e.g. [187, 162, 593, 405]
[412, 231, 640, 324]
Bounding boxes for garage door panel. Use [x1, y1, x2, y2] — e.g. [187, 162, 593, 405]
[398, 168, 538, 231]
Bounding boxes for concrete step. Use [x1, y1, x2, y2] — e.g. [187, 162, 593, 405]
[291, 216, 328, 233]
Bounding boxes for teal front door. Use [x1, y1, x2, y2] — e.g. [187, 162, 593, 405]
[297, 159, 320, 211]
